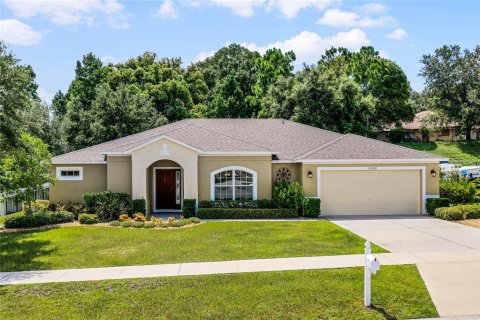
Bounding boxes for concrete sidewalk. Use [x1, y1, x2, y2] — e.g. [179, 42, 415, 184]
[0, 252, 426, 286]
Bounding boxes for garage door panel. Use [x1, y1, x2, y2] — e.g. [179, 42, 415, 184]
[321, 170, 421, 215]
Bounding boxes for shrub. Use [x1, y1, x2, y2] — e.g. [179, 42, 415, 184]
[132, 221, 145, 228]
[168, 217, 175, 223]
[54, 202, 86, 220]
[5, 210, 74, 229]
[426, 198, 450, 216]
[133, 213, 146, 222]
[459, 204, 480, 219]
[79, 213, 99, 225]
[23, 200, 50, 214]
[199, 199, 276, 209]
[304, 198, 321, 217]
[434, 206, 464, 221]
[109, 221, 121, 227]
[144, 222, 156, 228]
[440, 175, 477, 204]
[83, 191, 130, 214]
[119, 213, 130, 221]
[182, 199, 196, 218]
[132, 198, 146, 215]
[150, 217, 163, 224]
[83, 191, 130, 222]
[387, 127, 409, 143]
[197, 208, 297, 219]
[169, 217, 201, 227]
[121, 220, 135, 228]
[272, 181, 307, 214]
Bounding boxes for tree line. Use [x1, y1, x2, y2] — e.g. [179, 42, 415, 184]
[1, 42, 479, 160]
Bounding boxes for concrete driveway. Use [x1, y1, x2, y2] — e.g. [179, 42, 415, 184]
[327, 215, 480, 317]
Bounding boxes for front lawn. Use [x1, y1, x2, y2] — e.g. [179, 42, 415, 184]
[0, 265, 437, 320]
[400, 141, 480, 166]
[0, 221, 386, 272]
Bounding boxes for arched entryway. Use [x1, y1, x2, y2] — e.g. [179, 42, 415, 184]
[147, 160, 183, 213]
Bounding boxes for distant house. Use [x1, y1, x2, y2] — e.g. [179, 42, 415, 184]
[379, 111, 479, 142]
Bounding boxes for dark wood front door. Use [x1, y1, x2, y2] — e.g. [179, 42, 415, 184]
[155, 169, 181, 210]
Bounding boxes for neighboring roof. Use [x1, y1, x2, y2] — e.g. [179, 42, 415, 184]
[52, 119, 444, 164]
[400, 111, 461, 131]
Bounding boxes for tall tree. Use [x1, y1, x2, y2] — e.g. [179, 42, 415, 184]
[0, 42, 39, 151]
[189, 44, 261, 117]
[0, 133, 54, 212]
[420, 45, 480, 140]
[319, 46, 414, 130]
[89, 84, 167, 145]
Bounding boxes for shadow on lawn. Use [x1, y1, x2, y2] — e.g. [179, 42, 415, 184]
[456, 141, 480, 162]
[370, 305, 397, 320]
[0, 229, 56, 272]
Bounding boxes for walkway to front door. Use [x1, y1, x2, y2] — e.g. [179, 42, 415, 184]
[154, 168, 181, 212]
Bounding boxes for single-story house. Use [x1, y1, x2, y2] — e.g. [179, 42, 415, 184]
[51, 119, 445, 216]
[378, 111, 480, 142]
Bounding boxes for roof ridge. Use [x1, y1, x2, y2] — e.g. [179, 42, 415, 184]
[295, 135, 348, 160]
[191, 122, 274, 152]
[344, 133, 444, 158]
[102, 121, 195, 152]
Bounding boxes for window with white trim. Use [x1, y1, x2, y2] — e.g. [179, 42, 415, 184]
[56, 167, 83, 181]
[211, 167, 257, 200]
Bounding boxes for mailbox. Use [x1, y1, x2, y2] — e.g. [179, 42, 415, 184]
[365, 254, 380, 274]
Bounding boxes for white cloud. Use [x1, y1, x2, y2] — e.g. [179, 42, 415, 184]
[386, 28, 407, 40]
[194, 50, 216, 62]
[242, 29, 371, 66]
[37, 87, 54, 104]
[266, 0, 339, 19]
[101, 55, 123, 64]
[180, 0, 337, 18]
[3, 0, 129, 29]
[155, 0, 179, 19]
[318, 8, 394, 27]
[358, 2, 389, 14]
[0, 19, 47, 45]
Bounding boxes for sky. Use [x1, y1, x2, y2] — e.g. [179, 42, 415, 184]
[0, 0, 479, 104]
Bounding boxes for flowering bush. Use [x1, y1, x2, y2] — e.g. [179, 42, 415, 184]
[119, 213, 130, 222]
[133, 213, 146, 222]
[168, 217, 175, 223]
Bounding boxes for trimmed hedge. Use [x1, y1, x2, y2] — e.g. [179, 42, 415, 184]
[79, 213, 99, 224]
[83, 191, 130, 213]
[4, 211, 74, 229]
[304, 198, 321, 217]
[132, 198, 146, 215]
[197, 208, 297, 219]
[434, 203, 480, 221]
[426, 198, 450, 216]
[182, 199, 196, 218]
[434, 207, 464, 221]
[199, 199, 276, 209]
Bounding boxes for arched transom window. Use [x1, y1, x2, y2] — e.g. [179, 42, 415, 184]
[210, 167, 257, 200]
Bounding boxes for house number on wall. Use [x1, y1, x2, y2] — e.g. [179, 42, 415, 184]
[368, 167, 378, 170]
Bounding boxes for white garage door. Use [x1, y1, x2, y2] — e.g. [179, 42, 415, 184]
[320, 170, 421, 215]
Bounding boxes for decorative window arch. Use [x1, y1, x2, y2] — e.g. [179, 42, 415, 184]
[210, 166, 257, 201]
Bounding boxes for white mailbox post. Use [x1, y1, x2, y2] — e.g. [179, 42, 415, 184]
[364, 241, 380, 307]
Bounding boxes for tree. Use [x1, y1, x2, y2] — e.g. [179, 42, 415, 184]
[189, 44, 261, 117]
[262, 66, 374, 135]
[319, 46, 414, 130]
[88, 84, 167, 145]
[420, 45, 480, 140]
[0, 42, 39, 150]
[0, 133, 54, 212]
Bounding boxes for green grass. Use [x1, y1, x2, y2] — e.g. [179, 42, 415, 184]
[400, 141, 480, 166]
[0, 211, 23, 227]
[0, 221, 386, 272]
[0, 265, 437, 320]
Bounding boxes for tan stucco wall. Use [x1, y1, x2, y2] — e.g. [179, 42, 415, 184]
[198, 156, 272, 201]
[301, 162, 440, 198]
[107, 156, 132, 195]
[50, 164, 107, 203]
[271, 163, 301, 184]
[131, 139, 198, 213]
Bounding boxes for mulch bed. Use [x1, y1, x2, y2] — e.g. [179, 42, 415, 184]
[456, 219, 480, 229]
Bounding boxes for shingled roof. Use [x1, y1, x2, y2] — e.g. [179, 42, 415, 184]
[52, 119, 444, 163]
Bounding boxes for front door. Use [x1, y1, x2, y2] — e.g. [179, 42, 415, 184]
[155, 169, 181, 210]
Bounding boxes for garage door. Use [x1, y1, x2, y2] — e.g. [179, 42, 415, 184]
[320, 170, 421, 215]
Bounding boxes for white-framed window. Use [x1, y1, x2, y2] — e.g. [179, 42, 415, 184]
[56, 167, 83, 181]
[210, 166, 257, 200]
